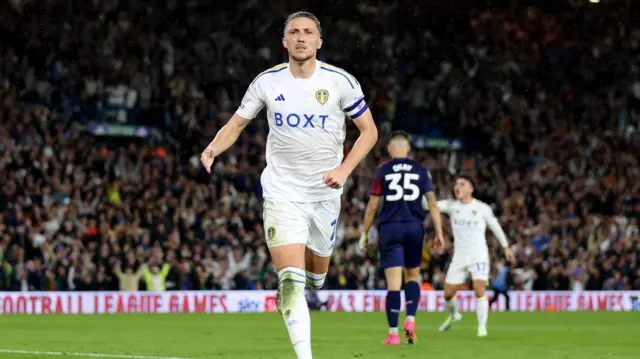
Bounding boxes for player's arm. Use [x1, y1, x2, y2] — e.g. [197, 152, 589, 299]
[422, 169, 444, 249]
[425, 192, 444, 242]
[363, 195, 380, 235]
[484, 206, 516, 263]
[341, 109, 378, 175]
[201, 114, 251, 168]
[201, 78, 264, 172]
[359, 167, 383, 249]
[325, 109, 378, 188]
[324, 83, 378, 188]
[436, 199, 451, 214]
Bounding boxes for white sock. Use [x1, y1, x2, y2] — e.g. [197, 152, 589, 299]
[476, 296, 488, 328]
[446, 297, 458, 317]
[406, 315, 415, 323]
[305, 271, 326, 290]
[278, 267, 312, 359]
[389, 327, 398, 335]
[293, 342, 312, 359]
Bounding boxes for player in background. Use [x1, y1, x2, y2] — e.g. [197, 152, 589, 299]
[437, 175, 515, 337]
[488, 259, 513, 311]
[359, 131, 444, 345]
[200, 12, 378, 359]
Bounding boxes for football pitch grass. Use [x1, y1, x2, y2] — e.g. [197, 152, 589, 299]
[2, 312, 639, 359]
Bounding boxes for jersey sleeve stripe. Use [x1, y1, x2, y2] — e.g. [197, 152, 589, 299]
[344, 97, 364, 112]
[348, 103, 369, 119]
[320, 66, 355, 88]
[321, 63, 359, 85]
[251, 63, 288, 86]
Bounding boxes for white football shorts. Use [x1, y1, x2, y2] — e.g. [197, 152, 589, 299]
[262, 197, 341, 257]
[445, 255, 490, 284]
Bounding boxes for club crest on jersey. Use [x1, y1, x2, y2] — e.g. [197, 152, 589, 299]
[268, 227, 276, 240]
[315, 89, 329, 105]
[472, 210, 477, 216]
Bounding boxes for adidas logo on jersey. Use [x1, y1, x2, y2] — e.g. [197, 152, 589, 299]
[275, 94, 285, 101]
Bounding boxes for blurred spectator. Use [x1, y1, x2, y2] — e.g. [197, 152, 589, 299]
[114, 260, 145, 291]
[144, 263, 170, 292]
[513, 262, 536, 291]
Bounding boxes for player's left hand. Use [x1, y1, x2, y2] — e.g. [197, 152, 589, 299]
[323, 168, 348, 189]
[504, 247, 516, 264]
[358, 232, 368, 250]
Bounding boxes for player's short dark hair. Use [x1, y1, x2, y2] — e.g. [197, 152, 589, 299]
[285, 11, 322, 36]
[389, 130, 410, 143]
[457, 174, 476, 189]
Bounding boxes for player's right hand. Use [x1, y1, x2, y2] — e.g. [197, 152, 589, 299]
[358, 232, 368, 250]
[200, 147, 215, 173]
[433, 233, 445, 251]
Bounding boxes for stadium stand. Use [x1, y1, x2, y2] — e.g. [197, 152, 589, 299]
[0, 0, 638, 293]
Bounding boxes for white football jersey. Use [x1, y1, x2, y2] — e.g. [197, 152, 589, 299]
[236, 61, 368, 202]
[437, 199, 496, 262]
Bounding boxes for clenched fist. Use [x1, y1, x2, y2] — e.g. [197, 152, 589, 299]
[323, 168, 348, 189]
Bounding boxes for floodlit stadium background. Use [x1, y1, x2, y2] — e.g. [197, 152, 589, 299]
[0, 0, 639, 358]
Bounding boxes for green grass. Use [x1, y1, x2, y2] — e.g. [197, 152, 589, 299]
[1, 312, 639, 359]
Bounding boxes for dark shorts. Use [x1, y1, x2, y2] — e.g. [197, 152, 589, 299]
[378, 221, 424, 269]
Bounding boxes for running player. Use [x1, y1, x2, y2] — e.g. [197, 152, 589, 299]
[200, 11, 378, 359]
[437, 175, 515, 337]
[359, 131, 444, 345]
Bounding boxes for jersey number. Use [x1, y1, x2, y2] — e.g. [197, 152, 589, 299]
[384, 173, 420, 202]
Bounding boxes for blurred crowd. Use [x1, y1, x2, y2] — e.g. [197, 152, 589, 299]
[0, 0, 639, 293]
